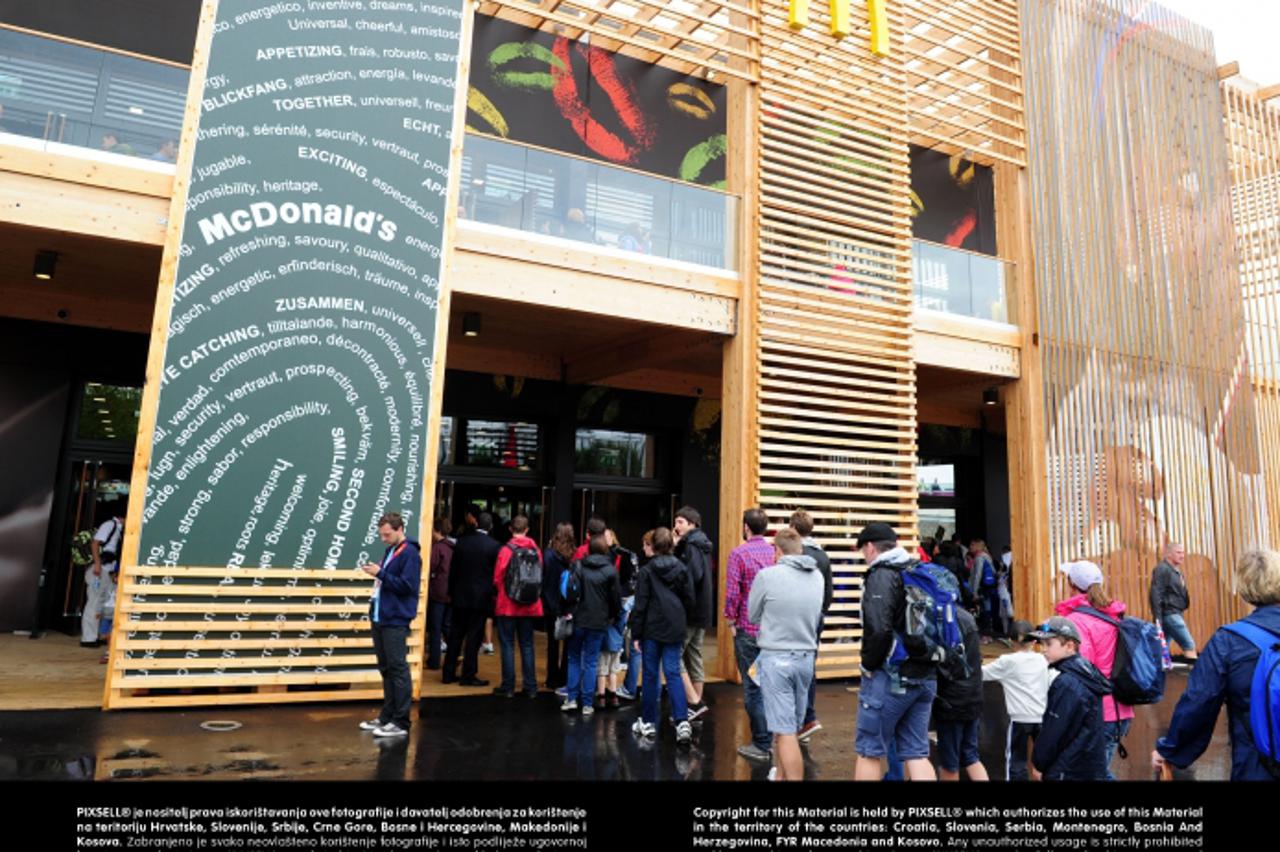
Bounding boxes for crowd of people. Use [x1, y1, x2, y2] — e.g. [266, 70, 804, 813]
[358, 507, 1280, 783]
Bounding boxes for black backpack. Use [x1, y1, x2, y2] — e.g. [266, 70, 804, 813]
[504, 544, 543, 605]
[614, 546, 639, 597]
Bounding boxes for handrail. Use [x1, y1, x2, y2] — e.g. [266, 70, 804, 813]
[0, 23, 190, 70]
[466, 130, 739, 198]
[912, 236, 1015, 267]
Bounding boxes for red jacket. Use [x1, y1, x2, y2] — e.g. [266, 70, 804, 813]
[494, 535, 544, 617]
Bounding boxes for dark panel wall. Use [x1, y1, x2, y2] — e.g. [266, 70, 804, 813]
[0, 0, 200, 65]
[0, 370, 69, 630]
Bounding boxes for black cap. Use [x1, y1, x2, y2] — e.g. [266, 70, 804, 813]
[855, 522, 898, 548]
[1028, 616, 1083, 644]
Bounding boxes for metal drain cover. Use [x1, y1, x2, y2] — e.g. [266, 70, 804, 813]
[200, 720, 243, 732]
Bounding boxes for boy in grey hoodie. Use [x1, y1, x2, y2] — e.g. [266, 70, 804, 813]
[748, 528, 824, 781]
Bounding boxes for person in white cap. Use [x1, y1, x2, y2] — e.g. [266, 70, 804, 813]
[1054, 559, 1135, 780]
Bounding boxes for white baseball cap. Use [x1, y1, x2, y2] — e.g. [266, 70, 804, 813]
[1060, 560, 1104, 591]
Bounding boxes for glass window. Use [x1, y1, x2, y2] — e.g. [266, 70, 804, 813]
[917, 463, 955, 497]
[78, 382, 141, 443]
[575, 429, 655, 478]
[461, 420, 540, 470]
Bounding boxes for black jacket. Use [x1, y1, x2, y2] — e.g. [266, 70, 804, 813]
[933, 609, 983, 722]
[1149, 560, 1191, 619]
[572, 554, 621, 631]
[677, 528, 714, 628]
[802, 541, 834, 615]
[1032, 653, 1113, 780]
[631, 555, 695, 645]
[860, 550, 936, 680]
[541, 548, 571, 619]
[447, 529, 501, 611]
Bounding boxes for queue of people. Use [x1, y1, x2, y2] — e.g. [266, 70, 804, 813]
[356, 505, 1280, 783]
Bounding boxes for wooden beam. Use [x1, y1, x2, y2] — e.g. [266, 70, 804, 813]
[562, 329, 699, 385]
[0, 171, 167, 245]
[1259, 84, 1280, 102]
[1217, 61, 1239, 80]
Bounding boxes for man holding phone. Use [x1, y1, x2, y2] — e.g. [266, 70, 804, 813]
[358, 512, 422, 739]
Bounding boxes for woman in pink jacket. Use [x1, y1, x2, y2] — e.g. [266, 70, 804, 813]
[1055, 560, 1135, 780]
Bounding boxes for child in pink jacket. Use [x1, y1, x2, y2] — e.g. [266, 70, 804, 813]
[1055, 560, 1135, 781]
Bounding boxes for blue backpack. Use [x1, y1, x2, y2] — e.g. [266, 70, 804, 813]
[1222, 619, 1280, 778]
[559, 561, 583, 609]
[977, 555, 997, 589]
[890, 561, 968, 679]
[1077, 607, 1165, 705]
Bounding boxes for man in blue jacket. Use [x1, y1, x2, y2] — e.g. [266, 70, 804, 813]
[359, 511, 422, 738]
[1030, 616, 1112, 780]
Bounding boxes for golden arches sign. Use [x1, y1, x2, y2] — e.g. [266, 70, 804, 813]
[789, 0, 890, 56]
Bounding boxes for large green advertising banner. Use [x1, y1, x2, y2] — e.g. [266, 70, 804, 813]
[137, 0, 464, 577]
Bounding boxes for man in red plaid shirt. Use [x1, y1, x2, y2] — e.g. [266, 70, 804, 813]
[725, 507, 779, 764]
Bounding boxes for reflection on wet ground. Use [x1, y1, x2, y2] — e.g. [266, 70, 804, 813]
[0, 669, 1228, 781]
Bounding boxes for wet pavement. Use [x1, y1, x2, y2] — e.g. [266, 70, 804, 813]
[0, 667, 1228, 781]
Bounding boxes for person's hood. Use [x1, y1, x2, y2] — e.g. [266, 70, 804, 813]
[682, 527, 712, 554]
[1052, 653, 1113, 697]
[869, 546, 912, 569]
[434, 537, 454, 551]
[389, 538, 421, 553]
[778, 553, 817, 572]
[581, 554, 614, 572]
[1056, 593, 1126, 619]
[1245, 603, 1280, 632]
[648, 554, 686, 585]
[801, 537, 822, 551]
[507, 534, 537, 549]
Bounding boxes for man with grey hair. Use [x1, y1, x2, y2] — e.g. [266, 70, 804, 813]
[1150, 542, 1197, 662]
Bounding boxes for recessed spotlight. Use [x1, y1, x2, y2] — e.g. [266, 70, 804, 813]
[34, 250, 58, 280]
[983, 387, 999, 406]
[463, 312, 481, 337]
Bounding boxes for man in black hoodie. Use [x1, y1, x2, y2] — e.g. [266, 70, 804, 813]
[1030, 616, 1112, 780]
[630, 527, 696, 743]
[674, 506, 714, 719]
[561, 534, 621, 717]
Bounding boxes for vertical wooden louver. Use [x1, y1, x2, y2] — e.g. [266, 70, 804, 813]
[756, 0, 917, 676]
[1022, 0, 1262, 641]
[1223, 80, 1280, 552]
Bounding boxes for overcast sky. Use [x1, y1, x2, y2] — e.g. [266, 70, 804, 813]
[1155, 0, 1280, 84]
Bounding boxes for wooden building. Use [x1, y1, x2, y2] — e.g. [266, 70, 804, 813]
[0, 0, 1274, 709]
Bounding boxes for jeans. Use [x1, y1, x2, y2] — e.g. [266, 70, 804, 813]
[936, 718, 981, 772]
[622, 637, 640, 695]
[1103, 718, 1132, 781]
[883, 739, 904, 781]
[497, 616, 537, 694]
[426, 601, 449, 668]
[371, 623, 412, 730]
[565, 627, 607, 706]
[804, 617, 825, 725]
[1161, 612, 1197, 654]
[641, 639, 687, 727]
[733, 631, 771, 750]
[854, 668, 937, 760]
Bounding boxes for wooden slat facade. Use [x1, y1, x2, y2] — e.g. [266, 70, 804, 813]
[1022, 0, 1263, 643]
[755, 0, 916, 676]
[1223, 79, 1280, 548]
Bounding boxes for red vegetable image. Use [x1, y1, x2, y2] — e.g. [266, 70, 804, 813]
[551, 37, 655, 164]
[944, 210, 977, 248]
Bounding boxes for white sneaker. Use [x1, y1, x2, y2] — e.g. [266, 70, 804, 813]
[358, 719, 384, 731]
[631, 719, 657, 738]
[372, 723, 407, 738]
[560, 699, 578, 712]
[581, 704, 595, 718]
[767, 767, 778, 782]
[676, 721, 693, 744]
[481, 643, 495, 655]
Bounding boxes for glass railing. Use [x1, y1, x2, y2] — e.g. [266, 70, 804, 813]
[461, 132, 739, 271]
[0, 27, 186, 163]
[912, 238, 1014, 324]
